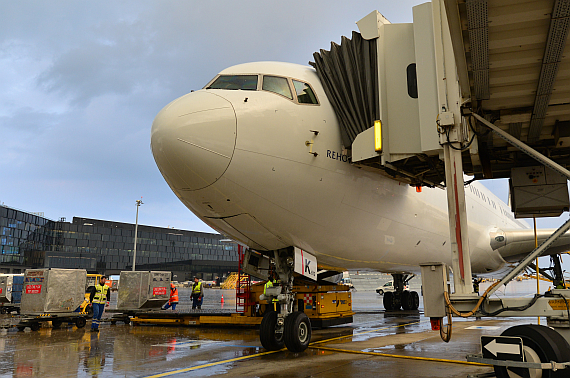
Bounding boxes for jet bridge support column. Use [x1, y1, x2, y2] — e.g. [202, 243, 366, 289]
[430, 0, 474, 296]
[442, 142, 474, 295]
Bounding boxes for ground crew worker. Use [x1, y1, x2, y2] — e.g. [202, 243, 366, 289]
[163, 283, 179, 310]
[263, 273, 280, 311]
[191, 277, 203, 309]
[89, 276, 110, 332]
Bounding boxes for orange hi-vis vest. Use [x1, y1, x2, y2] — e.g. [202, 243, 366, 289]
[170, 287, 179, 304]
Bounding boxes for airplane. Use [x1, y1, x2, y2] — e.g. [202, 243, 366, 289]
[150, 61, 570, 352]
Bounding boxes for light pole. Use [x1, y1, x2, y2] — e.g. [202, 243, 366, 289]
[133, 199, 143, 271]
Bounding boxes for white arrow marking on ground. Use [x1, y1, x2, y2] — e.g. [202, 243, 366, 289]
[484, 339, 520, 357]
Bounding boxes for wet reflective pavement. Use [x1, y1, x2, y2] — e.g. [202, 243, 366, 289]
[0, 286, 544, 377]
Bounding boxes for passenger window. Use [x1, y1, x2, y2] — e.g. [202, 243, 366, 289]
[293, 80, 318, 104]
[262, 76, 293, 99]
[207, 75, 258, 90]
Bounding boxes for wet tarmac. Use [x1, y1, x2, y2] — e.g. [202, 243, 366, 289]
[0, 283, 550, 377]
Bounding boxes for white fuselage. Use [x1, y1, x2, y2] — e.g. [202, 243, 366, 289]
[151, 62, 526, 275]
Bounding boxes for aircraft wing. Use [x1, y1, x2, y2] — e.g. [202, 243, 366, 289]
[490, 228, 570, 262]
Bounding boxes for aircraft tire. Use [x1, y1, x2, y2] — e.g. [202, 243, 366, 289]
[401, 291, 411, 310]
[410, 291, 419, 310]
[260, 311, 284, 351]
[384, 292, 394, 311]
[283, 311, 311, 353]
[401, 291, 420, 311]
[494, 324, 570, 378]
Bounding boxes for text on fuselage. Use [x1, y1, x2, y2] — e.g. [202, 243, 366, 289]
[326, 150, 349, 162]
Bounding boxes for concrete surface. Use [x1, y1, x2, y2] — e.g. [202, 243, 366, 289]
[0, 286, 550, 378]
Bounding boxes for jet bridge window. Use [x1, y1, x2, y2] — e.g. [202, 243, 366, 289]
[293, 80, 318, 104]
[262, 76, 293, 99]
[207, 75, 258, 90]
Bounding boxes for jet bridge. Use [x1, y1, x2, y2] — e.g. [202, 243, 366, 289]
[312, 0, 570, 375]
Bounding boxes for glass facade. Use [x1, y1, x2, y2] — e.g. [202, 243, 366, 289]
[0, 206, 51, 266]
[0, 205, 238, 279]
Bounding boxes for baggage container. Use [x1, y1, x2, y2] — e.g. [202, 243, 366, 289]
[0, 274, 24, 304]
[0, 275, 11, 303]
[117, 271, 171, 310]
[20, 269, 86, 314]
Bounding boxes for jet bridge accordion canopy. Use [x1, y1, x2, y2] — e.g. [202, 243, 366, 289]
[310, 31, 379, 148]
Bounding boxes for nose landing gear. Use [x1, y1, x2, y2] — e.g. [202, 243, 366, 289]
[258, 248, 312, 353]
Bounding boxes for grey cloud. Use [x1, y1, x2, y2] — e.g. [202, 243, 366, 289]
[1, 0, 428, 233]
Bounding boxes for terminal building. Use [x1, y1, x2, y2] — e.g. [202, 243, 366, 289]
[0, 204, 238, 281]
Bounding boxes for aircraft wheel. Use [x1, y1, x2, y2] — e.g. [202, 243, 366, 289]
[284, 311, 311, 353]
[383, 292, 394, 311]
[494, 324, 570, 378]
[260, 311, 284, 351]
[410, 291, 419, 310]
[384, 292, 401, 311]
[401, 291, 412, 310]
[75, 317, 87, 329]
[30, 322, 41, 332]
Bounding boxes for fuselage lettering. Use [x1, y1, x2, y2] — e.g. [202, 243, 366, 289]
[327, 150, 348, 163]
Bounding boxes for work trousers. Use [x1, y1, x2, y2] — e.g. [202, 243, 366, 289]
[192, 296, 202, 309]
[164, 302, 177, 310]
[91, 303, 105, 330]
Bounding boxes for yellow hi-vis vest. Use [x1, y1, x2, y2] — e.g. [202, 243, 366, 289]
[264, 280, 273, 295]
[264, 280, 278, 302]
[93, 284, 109, 304]
[192, 281, 202, 295]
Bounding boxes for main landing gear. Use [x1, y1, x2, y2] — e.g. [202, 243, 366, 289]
[383, 273, 420, 311]
[259, 248, 312, 353]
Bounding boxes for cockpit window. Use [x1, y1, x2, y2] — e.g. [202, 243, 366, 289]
[207, 75, 258, 90]
[293, 80, 318, 104]
[262, 76, 293, 99]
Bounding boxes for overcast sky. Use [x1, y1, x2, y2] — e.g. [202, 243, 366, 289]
[1, 0, 568, 245]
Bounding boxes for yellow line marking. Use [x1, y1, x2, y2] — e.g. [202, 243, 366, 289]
[142, 350, 280, 378]
[143, 321, 422, 377]
[310, 346, 491, 366]
[144, 319, 482, 377]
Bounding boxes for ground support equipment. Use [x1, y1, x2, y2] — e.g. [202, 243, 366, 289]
[106, 280, 354, 329]
[15, 312, 88, 331]
[0, 303, 20, 314]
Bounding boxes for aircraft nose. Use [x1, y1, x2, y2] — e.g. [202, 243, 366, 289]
[151, 91, 236, 191]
